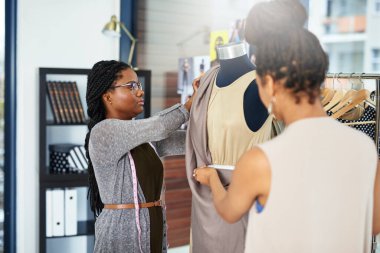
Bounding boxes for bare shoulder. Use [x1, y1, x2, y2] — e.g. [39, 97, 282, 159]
[235, 147, 270, 176]
[233, 147, 271, 197]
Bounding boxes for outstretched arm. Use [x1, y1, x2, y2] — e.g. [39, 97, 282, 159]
[151, 75, 202, 157]
[152, 130, 186, 157]
[90, 103, 189, 160]
[194, 148, 271, 223]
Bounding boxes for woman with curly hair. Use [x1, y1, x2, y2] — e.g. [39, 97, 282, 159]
[194, 1, 380, 252]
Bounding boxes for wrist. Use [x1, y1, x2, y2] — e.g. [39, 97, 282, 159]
[209, 169, 219, 185]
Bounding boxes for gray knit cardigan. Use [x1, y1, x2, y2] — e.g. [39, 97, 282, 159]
[89, 103, 189, 253]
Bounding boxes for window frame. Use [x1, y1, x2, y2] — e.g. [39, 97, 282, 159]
[372, 49, 380, 72]
[375, 0, 380, 14]
[4, 0, 17, 252]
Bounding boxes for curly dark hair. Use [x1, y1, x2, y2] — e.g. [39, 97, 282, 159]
[245, 0, 329, 104]
[85, 60, 131, 216]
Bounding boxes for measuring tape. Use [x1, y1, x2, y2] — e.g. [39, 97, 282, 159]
[128, 152, 144, 253]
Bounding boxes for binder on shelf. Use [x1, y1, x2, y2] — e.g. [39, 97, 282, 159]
[64, 188, 78, 236]
[71, 82, 86, 123]
[61, 82, 77, 123]
[46, 82, 61, 124]
[56, 82, 73, 123]
[46, 189, 53, 237]
[45, 80, 87, 124]
[51, 82, 67, 123]
[67, 82, 82, 123]
[52, 189, 65, 236]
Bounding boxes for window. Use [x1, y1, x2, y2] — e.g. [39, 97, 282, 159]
[327, 0, 333, 17]
[373, 49, 380, 72]
[339, 0, 347, 16]
[376, 0, 380, 14]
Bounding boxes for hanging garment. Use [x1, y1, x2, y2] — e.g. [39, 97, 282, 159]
[186, 66, 273, 253]
[327, 106, 376, 141]
[246, 117, 377, 253]
[337, 106, 376, 141]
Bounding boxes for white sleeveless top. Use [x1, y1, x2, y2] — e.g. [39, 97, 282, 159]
[207, 70, 273, 167]
[245, 117, 377, 253]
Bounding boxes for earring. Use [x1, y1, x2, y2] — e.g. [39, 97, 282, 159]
[268, 97, 276, 115]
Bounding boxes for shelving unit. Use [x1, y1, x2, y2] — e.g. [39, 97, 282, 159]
[38, 67, 152, 253]
[39, 68, 94, 253]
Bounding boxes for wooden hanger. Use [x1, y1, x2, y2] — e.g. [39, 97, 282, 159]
[321, 87, 330, 99]
[331, 89, 370, 119]
[356, 72, 377, 109]
[344, 121, 376, 126]
[324, 89, 345, 111]
[330, 73, 355, 113]
[340, 105, 365, 121]
[330, 89, 357, 113]
[321, 74, 337, 105]
[321, 88, 335, 106]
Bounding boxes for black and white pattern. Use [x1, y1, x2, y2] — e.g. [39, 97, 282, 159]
[49, 144, 88, 174]
[327, 107, 376, 141]
[329, 106, 380, 158]
[337, 106, 376, 141]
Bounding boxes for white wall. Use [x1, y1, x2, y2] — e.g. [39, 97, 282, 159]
[16, 0, 120, 252]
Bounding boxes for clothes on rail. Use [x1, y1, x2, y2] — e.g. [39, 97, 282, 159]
[322, 87, 378, 156]
[326, 106, 376, 141]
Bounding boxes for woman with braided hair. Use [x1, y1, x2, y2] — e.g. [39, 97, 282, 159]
[194, 0, 380, 252]
[85, 60, 196, 252]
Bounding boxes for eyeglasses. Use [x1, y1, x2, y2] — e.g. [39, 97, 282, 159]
[110, 81, 143, 94]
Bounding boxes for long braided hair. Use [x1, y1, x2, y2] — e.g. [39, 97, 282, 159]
[245, 0, 329, 104]
[85, 60, 131, 216]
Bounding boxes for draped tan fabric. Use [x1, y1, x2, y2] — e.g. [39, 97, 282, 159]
[186, 66, 273, 253]
[207, 70, 273, 167]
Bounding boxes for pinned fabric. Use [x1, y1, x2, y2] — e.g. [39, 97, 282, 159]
[186, 66, 279, 253]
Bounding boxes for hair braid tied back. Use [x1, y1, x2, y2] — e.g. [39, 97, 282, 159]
[84, 60, 130, 216]
[245, 0, 329, 104]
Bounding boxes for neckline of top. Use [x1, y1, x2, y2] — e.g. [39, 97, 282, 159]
[286, 116, 332, 130]
[213, 70, 256, 90]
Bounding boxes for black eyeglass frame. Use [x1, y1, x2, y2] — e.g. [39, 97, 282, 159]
[109, 80, 143, 93]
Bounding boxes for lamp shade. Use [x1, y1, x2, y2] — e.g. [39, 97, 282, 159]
[102, 15, 121, 37]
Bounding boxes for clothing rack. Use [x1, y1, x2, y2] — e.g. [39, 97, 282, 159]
[326, 73, 380, 253]
[326, 73, 380, 80]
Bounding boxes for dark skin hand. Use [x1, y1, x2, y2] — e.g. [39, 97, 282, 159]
[193, 147, 271, 224]
[184, 74, 202, 111]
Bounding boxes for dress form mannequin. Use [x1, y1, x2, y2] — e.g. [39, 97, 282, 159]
[216, 42, 268, 131]
[186, 43, 276, 253]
